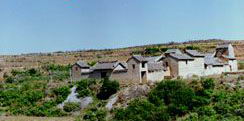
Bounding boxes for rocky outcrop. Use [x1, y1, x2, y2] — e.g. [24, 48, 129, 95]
[80, 97, 93, 109]
[58, 86, 93, 110]
[106, 84, 150, 110]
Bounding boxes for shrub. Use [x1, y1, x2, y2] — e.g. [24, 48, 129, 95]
[196, 106, 216, 116]
[83, 108, 107, 121]
[97, 79, 119, 100]
[186, 45, 200, 50]
[144, 47, 161, 55]
[201, 78, 215, 90]
[114, 98, 170, 121]
[53, 86, 70, 104]
[63, 102, 80, 112]
[149, 80, 195, 106]
[76, 79, 95, 98]
[160, 48, 169, 52]
[5, 76, 15, 83]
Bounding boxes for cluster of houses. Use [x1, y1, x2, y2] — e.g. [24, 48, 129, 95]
[72, 44, 238, 84]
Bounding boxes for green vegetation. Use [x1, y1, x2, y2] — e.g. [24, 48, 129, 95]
[63, 102, 80, 112]
[1, 63, 243, 121]
[112, 79, 243, 121]
[97, 78, 120, 100]
[185, 45, 200, 50]
[0, 64, 71, 117]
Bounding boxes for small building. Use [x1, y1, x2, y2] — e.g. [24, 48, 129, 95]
[71, 44, 238, 84]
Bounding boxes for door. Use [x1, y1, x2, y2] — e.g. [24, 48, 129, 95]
[141, 71, 147, 83]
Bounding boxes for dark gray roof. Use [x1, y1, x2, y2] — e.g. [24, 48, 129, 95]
[131, 55, 148, 62]
[148, 62, 164, 71]
[204, 54, 227, 65]
[76, 61, 90, 68]
[144, 55, 165, 62]
[185, 50, 205, 57]
[93, 61, 118, 70]
[165, 49, 182, 54]
[169, 53, 194, 60]
[92, 61, 127, 70]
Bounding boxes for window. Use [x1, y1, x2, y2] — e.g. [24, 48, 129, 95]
[75, 67, 78, 71]
[185, 61, 188, 64]
[204, 64, 207, 69]
[165, 62, 169, 67]
[142, 62, 146, 68]
[132, 64, 135, 69]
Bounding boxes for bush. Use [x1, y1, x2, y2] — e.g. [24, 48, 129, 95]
[160, 48, 169, 52]
[83, 108, 107, 121]
[114, 98, 170, 121]
[144, 47, 161, 55]
[186, 45, 200, 50]
[97, 79, 119, 100]
[76, 79, 96, 98]
[53, 86, 70, 104]
[5, 77, 15, 83]
[196, 106, 216, 116]
[201, 78, 215, 90]
[63, 102, 80, 112]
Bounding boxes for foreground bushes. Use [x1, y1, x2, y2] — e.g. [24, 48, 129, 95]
[114, 98, 170, 121]
[113, 79, 244, 120]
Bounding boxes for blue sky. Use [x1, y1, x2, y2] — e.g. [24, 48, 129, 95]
[0, 0, 244, 55]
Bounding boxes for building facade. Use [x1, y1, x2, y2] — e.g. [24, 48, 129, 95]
[71, 44, 238, 84]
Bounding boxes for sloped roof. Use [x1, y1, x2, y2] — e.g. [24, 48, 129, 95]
[76, 61, 90, 68]
[148, 62, 164, 71]
[185, 50, 205, 57]
[169, 53, 194, 60]
[165, 49, 182, 54]
[92, 61, 127, 70]
[204, 54, 227, 65]
[120, 62, 128, 69]
[144, 55, 165, 62]
[131, 55, 148, 62]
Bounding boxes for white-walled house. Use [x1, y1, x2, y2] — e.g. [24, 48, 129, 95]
[71, 44, 238, 84]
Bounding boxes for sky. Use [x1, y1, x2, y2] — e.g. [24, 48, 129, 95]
[0, 0, 244, 55]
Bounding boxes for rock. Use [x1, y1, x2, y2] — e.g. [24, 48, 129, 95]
[105, 84, 150, 110]
[105, 95, 118, 110]
[80, 97, 93, 109]
[118, 84, 150, 102]
[58, 86, 81, 109]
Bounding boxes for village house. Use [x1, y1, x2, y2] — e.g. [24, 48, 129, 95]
[71, 44, 238, 84]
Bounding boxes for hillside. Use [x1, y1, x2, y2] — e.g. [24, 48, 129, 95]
[0, 39, 244, 79]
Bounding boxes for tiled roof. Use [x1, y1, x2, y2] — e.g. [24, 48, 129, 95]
[148, 62, 164, 71]
[204, 54, 227, 65]
[169, 53, 194, 60]
[185, 50, 205, 57]
[131, 55, 148, 62]
[76, 61, 90, 68]
[92, 61, 127, 70]
[165, 49, 182, 54]
[144, 55, 165, 62]
[93, 61, 118, 70]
